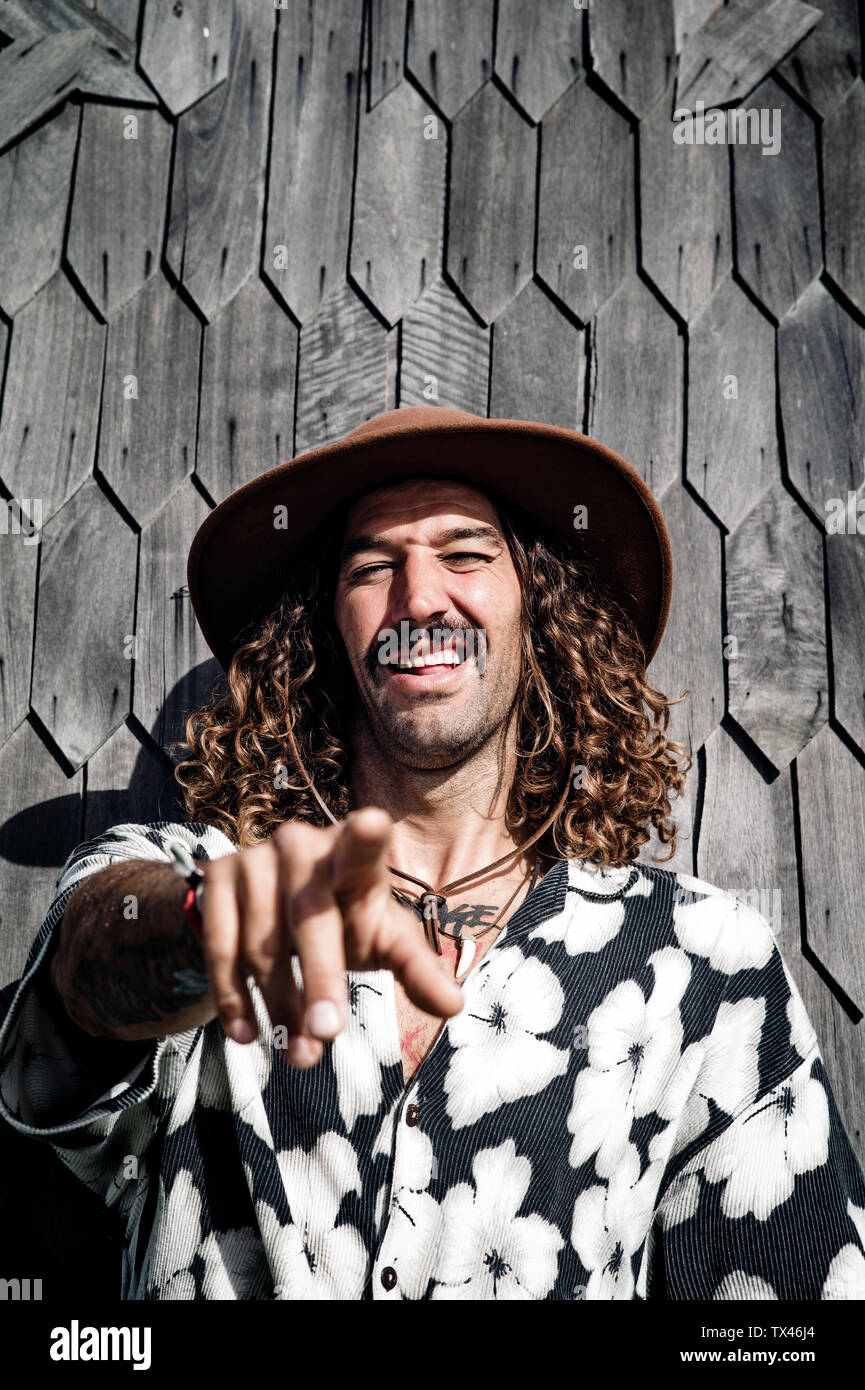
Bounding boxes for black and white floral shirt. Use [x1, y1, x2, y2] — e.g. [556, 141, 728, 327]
[1, 821, 864, 1301]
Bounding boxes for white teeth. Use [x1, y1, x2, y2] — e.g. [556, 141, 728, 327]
[390, 650, 462, 670]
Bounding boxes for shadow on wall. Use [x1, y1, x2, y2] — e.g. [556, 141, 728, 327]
[0, 659, 227, 1295]
[1, 658, 227, 868]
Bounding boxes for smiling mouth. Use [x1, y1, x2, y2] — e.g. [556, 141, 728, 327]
[373, 625, 487, 680]
[381, 648, 466, 672]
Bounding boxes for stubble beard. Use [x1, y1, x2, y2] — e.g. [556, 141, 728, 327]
[351, 654, 521, 773]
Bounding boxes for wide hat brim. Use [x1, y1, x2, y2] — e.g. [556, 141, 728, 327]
[187, 406, 673, 672]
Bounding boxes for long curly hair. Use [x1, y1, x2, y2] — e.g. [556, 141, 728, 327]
[174, 489, 692, 866]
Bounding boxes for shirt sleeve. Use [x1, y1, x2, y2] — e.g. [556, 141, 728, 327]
[641, 907, 865, 1301]
[0, 821, 236, 1211]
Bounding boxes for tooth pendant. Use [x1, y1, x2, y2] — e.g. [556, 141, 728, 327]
[456, 935, 476, 979]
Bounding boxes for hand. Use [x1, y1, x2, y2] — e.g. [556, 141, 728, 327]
[200, 808, 464, 1068]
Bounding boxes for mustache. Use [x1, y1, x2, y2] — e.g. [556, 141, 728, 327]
[365, 621, 486, 677]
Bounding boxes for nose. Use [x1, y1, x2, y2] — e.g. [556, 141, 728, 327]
[388, 547, 451, 628]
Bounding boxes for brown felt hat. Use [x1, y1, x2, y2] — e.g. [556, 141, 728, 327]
[187, 405, 673, 672]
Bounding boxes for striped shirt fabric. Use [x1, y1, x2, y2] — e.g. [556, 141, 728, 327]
[1, 821, 864, 1301]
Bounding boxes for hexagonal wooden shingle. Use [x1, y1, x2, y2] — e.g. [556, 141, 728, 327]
[726, 480, 827, 771]
[778, 278, 865, 526]
[640, 84, 731, 323]
[536, 75, 634, 325]
[139, 0, 231, 117]
[165, 0, 275, 324]
[587, 274, 682, 498]
[294, 282, 389, 456]
[0, 103, 77, 316]
[406, 0, 493, 119]
[351, 81, 446, 327]
[264, 0, 363, 325]
[197, 276, 298, 504]
[67, 103, 172, 320]
[493, 0, 581, 123]
[733, 77, 820, 323]
[31, 478, 136, 771]
[687, 274, 778, 530]
[447, 82, 535, 325]
[97, 275, 201, 528]
[0, 270, 105, 524]
[399, 277, 489, 415]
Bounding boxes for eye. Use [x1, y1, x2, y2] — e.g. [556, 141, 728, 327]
[347, 561, 394, 582]
[443, 551, 496, 565]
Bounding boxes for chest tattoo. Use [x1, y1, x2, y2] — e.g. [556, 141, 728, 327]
[392, 890, 499, 935]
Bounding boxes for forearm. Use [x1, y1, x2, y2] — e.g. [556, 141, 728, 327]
[50, 860, 217, 1042]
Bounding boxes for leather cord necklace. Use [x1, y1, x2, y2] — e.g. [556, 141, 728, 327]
[284, 723, 573, 976]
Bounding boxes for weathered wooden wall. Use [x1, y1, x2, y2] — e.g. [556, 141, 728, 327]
[1, 0, 864, 1162]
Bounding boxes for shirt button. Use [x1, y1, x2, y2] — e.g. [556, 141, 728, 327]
[380, 1266, 398, 1291]
[405, 1103, 419, 1127]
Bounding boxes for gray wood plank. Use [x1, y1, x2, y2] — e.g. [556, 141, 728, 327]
[0, 514, 37, 751]
[778, 0, 860, 118]
[446, 81, 535, 325]
[726, 479, 827, 770]
[536, 74, 634, 323]
[263, 0, 363, 324]
[693, 722, 865, 1160]
[733, 77, 820, 323]
[0, 1, 45, 44]
[67, 104, 172, 320]
[97, 275, 200, 528]
[699, 722, 801, 961]
[87, 0, 141, 42]
[489, 279, 584, 429]
[635, 481, 725, 873]
[778, 278, 865, 524]
[640, 481, 725, 760]
[0, 31, 92, 153]
[673, 0, 724, 53]
[686, 274, 778, 530]
[797, 724, 865, 1012]
[0, 719, 83, 986]
[399, 276, 489, 414]
[589, 0, 676, 119]
[350, 79, 446, 326]
[0, 0, 155, 150]
[139, 0, 231, 116]
[791, 965, 865, 1164]
[31, 479, 136, 771]
[640, 83, 731, 322]
[587, 273, 682, 498]
[823, 80, 865, 318]
[826, 492, 865, 755]
[0, 103, 77, 316]
[84, 719, 186, 838]
[294, 282, 389, 455]
[133, 481, 219, 763]
[693, 725, 864, 1150]
[0, 271, 105, 524]
[494, 0, 581, 123]
[197, 276, 297, 503]
[165, 0, 275, 324]
[366, 0, 407, 108]
[405, 0, 493, 118]
[676, 0, 821, 110]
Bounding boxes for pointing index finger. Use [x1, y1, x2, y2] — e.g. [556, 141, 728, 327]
[326, 807, 393, 900]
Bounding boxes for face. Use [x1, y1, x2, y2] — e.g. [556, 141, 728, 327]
[333, 478, 524, 769]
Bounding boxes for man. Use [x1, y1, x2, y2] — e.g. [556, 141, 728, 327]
[1, 406, 864, 1300]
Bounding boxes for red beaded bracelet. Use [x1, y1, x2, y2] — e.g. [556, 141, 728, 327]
[184, 881, 204, 941]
